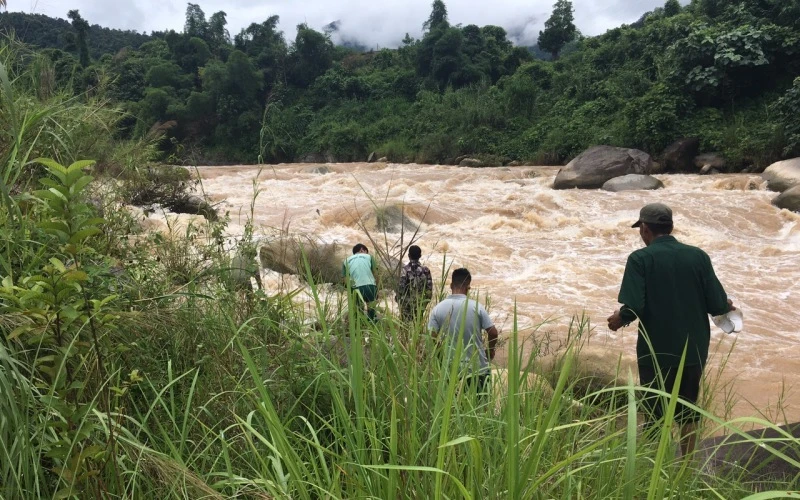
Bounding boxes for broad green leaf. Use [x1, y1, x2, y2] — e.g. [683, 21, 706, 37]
[49, 258, 66, 273]
[66, 159, 96, 173]
[59, 305, 80, 319]
[32, 157, 67, 182]
[78, 217, 106, 229]
[47, 187, 69, 203]
[33, 188, 60, 202]
[6, 325, 32, 340]
[63, 270, 88, 282]
[39, 221, 70, 234]
[66, 160, 96, 186]
[70, 175, 94, 195]
[39, 177, 61, 189]
[69, 227, 101, 244]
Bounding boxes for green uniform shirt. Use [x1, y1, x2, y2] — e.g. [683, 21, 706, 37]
[343, 253, 377, 288]
[617, 235, 728, 369]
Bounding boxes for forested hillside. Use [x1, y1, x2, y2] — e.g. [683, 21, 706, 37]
[0, 11, 151, 59]
[3, 0, 800, 168]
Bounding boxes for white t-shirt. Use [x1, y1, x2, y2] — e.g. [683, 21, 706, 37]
[428, 294, 494, 375]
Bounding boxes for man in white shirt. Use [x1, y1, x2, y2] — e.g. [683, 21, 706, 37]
[428, 268, 499, 396]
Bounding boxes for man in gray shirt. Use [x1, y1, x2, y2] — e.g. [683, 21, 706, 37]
[428, 268, 499, 395]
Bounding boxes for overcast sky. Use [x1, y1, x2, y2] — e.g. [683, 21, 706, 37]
[7, 0, 684, 47]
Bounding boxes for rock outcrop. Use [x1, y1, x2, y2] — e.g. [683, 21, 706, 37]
[553, 146, 654, 189]
[602, 174, 664, 192]
[167, 194, 218, 221]
[694, 152, 726, 170]
[762, 157, 800, 192]
[698, 422, 800, 484]
[304, 166, 332, 175]
[536, 345, 637, 396]
[699, 164, 720, 175]
[260, 238, 350, 285]
[369, 205, 421, 234]
[772, 185, 800, 212]
[491, 368, 557, 414]
[661, 138, 700, 173]
[298, 152, 327, 163]
[459, 158, 484, 168]
[259, 237, 399, 286]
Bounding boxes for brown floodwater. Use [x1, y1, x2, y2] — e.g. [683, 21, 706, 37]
[194, 162, 800, 424]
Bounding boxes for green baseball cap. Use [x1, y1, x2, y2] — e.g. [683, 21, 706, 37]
[631, 203, 673, 228]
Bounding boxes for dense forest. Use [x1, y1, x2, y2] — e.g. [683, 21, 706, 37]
[0, 11, 151, 59]
[2, 0, 800, 168]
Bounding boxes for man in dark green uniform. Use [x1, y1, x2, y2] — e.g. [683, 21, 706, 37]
[607, 203, 735, 456]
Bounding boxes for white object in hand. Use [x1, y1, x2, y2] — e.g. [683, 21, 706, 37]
[712, 308, 743, 334]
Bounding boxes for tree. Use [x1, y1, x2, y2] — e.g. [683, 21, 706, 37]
[146, 62, 185, 89]
[664, 0, 681, 17]
[693, 0, 725, 18]
[287, 24, 333, 87]
[208, 11, 230, 50]
[538, 0, 577, 60]
[234, 15, 287, 86]
[423, 0, 449, 32]
[67, 9, 90, 67]
[428, 27, 466, 87]
[184, 3, 208, 39]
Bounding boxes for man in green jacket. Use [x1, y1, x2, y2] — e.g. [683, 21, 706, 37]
[343, 243, 379, 321]
[607, 203, 735, 456]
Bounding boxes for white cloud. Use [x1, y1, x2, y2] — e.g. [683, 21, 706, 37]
[7, 0, 683, 47]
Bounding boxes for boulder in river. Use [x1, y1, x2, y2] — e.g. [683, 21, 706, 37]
[260, 237, 348, 285]
[772, 185, 800, 212]
[698, 422, 800, 484]
[602, 174, 664, 192]
[459, 158, 484, 168]
[661, 138, 700, 173]
[167, 194, 218, 221]
[298, 152, 327, 163]
[305, 166, 332, 175]
[553, 146, 654, 190]
[536, 345, 637, 397]
[259, 237, 400, 287]
[694, 152, 726, 170]
[762, 157, 800, 192]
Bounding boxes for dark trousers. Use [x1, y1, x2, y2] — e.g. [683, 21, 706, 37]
[353, 284, 378, 321]
[463, 373, 491, 402]
[399, 298, 428, 323]
[639, 364, 703, 426]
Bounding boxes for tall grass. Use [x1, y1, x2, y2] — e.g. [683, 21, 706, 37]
[4, 182, 799, 498]
[93, 287, 799, 498]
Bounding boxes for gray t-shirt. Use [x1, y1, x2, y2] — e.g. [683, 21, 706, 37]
[428, 294, 494, 375]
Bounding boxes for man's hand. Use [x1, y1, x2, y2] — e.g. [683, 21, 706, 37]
[607, 309, 625, 332]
